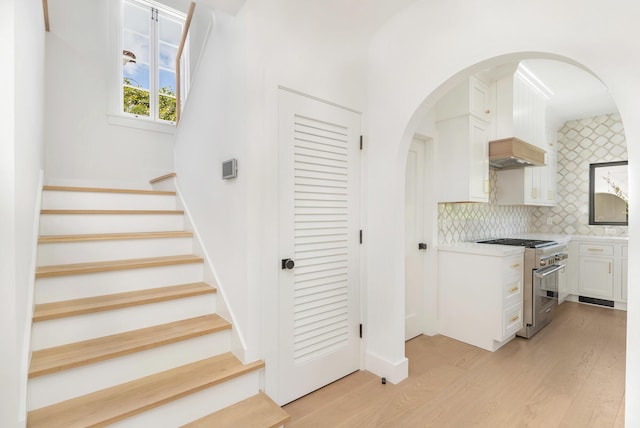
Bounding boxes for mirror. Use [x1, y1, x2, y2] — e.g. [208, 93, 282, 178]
[589, 161, 628, 225]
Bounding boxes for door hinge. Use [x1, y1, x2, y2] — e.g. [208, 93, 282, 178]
[359, 135, 363, 150]
[359, 230, 363, 244]
[359, 323, 363, 338]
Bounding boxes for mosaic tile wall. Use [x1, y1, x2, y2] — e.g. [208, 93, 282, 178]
[438, 113, 627, 244]
[532, 113, 628, 236]
[438, 170, 538, 244]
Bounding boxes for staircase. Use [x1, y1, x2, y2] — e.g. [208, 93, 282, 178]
[26, 182, 289, 427]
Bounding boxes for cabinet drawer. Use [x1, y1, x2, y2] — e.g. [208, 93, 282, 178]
[622, 246, 628, 257]
[579, 244, 614, 256]
[503, 278, 523, 307]
[503, 255, 524, 278]
[502, 304, 523, 338]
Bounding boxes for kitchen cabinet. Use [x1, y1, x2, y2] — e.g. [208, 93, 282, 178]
[567, 237, 628, 308]
[577, 242, 615, 300]
[436, 77, 490, 203]
[579, 255, 614, 298]
[495, 148, 557, 206]
[438, 249, 524, 351]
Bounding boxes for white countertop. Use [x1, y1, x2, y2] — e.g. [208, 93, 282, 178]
[438, 242, 525, 256]
[569, 235, 628, 243]
[439, 233, 628, 256]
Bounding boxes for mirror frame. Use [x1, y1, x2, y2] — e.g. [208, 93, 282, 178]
[589, 160, 629, 226]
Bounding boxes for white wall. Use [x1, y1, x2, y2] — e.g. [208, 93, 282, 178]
[173, 0, 374, 403]
[1, 0, 46, 425]
[365, 0, 640, 423]
[44, 0, 174, 188]
[173, 8, 250, 356]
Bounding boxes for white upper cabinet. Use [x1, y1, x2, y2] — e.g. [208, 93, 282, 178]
[436, 77, 490, 203]
[493, 66, 558, 206]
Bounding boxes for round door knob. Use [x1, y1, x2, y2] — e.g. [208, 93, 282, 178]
[281, 258, 295, 270]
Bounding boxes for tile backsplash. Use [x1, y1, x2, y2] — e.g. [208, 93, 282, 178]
[438, 113, 628, 244]
[533, 113, 628, 237]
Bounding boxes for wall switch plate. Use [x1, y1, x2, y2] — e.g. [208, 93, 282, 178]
[546, 217, 553, 225]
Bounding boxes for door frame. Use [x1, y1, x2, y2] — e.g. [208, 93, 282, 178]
[407, 134, 438, 337]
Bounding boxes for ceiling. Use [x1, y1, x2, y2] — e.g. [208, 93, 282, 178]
[519, 59, 618, 128]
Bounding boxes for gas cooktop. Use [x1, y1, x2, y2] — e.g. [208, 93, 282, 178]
[477, 238, 557, 248]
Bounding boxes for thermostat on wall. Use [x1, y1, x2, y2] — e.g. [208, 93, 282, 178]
[222, 159, 237, 180]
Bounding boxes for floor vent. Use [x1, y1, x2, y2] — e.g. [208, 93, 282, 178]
[578, 296, 614, 307]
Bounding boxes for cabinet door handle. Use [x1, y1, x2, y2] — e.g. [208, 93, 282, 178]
[609, 262, 612, 274]
[509, 286, 519, 293]
[510, 315, 520, 323]
[511, 263, 521, 268]
[588, 248, 604, 252]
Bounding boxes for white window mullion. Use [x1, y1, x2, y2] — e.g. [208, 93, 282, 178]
[149, 7, 159, 121]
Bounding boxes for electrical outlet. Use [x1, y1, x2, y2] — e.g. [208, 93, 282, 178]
[546, 217, 553, 225]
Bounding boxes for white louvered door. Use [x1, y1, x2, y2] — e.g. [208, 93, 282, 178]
[277, 89, 361, 405]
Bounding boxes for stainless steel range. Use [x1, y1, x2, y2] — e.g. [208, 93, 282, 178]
[477, 238, 569, 338]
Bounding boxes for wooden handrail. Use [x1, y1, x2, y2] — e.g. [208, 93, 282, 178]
[43, 0, 50, 32]
[175, 2, 196, 125]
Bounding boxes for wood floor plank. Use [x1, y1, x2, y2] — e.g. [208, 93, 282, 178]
[43, 185, 175, 195]
[33, 282, 216, 321]
[41, 209, 183, 215]
[27, 353, 264, 428]
[283, 302, 626, 428]
[36, 254, 203, 278]
[181, 392, 290, 428]
[38, 231, 193, 243]
[29, 314, 230, 378]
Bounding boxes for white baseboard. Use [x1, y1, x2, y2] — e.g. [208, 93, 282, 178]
[364, 351, 408, 385]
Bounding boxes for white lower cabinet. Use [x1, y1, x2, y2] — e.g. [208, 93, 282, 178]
[438, 249, 524, 352]
[571, 239, 627, 305]
[578, 256, 614, 298]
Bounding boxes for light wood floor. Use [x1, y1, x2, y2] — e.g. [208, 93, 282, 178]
[284, 302, 626, 427]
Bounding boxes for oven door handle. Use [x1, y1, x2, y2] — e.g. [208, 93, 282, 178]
[534, 264, 564, 279]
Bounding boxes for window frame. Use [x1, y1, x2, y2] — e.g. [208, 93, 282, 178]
[109, 0, 189, 130]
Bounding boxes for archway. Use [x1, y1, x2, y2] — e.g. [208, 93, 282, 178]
[362, 3, 638, 423]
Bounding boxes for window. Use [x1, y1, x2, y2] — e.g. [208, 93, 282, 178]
[120, 0, 187, 123]
[589, 161, 629, 225]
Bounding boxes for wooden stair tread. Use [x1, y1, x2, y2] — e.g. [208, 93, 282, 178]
[41, 209, 184, 215]
[29, 314, 231, 378]
[182, 392, 290, 428]
[38, 231, 193, 243]
[43, 185, 176, 195]
[27, 353, 265, 428]
[36, 254, 203, 278]
[33, 282, 216, 322]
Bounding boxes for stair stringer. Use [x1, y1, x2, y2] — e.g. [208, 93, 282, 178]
[167, 177, 250, 365]
[19, 169, 44, 423]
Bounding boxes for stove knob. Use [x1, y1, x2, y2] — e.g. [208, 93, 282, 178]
[540, 259, 547, 266]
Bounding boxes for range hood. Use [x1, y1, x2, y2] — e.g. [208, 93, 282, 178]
[489, 137, 545, 169]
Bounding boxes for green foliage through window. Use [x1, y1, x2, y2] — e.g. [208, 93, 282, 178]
[123, 78, 176, 122]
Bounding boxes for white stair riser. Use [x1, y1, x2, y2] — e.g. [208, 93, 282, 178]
[27, 331, 231, 410]
[39, 214, 184, 235]
[109, 372, 260, 428]
[31, 294, 218, 349]
[42, 191, 177, 210]
[34, 263, 204, 303]
[37, 237, 193, 265]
